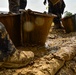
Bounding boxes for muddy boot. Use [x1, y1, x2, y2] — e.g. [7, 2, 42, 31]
[0, 22, 34, 68]
[54, 23, 64, 29]
[53, 14, 64, 29]
[1, 50, 34, 68]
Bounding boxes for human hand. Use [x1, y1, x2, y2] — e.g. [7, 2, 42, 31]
[43, 1, 46, 5]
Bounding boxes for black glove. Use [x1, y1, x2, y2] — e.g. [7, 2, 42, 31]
[43, 0, 46, 5]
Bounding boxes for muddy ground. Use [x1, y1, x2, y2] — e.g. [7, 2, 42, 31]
[0, 27, 76, 75]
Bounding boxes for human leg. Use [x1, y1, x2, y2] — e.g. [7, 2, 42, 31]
[53, 13, 63, 29]
[8, 0, 20, 13]
[20, 0, 27, 9]
[0, 22, 34, 68]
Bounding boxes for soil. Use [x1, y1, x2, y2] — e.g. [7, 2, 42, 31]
[0, 27, 76, 75]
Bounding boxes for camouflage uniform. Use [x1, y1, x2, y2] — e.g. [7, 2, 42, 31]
[9, 0, 20, 13]
[0, 22, 16, 61]
[9, 0, 27, 13]
[0, 22, 34, 68]
[20, 0, 27, 9]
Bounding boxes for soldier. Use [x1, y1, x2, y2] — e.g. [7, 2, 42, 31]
[20, 0, 27, 9]
[0, 22, 34, 68]
[43, 0, 66, 29]
[8, 0, 20, 13]
[9, 0, 27, 13]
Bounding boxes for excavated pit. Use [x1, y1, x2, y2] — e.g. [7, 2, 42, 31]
[0, 27, 76, 75]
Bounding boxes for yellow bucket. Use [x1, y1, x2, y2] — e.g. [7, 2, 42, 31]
[21, 10, 56, 46]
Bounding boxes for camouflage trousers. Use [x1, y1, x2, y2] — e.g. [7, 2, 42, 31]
[9, 0, 20, 13]
[20, 0, 27, 9]
[0, 22, 16, 61]
[9, 0, 27, 13]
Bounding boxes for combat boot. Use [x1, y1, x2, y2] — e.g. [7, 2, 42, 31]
[54, 23, 64, 29]
[1, 50, 34, 68]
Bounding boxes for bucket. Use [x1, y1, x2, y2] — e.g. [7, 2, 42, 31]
[0, 13, 21, 46]
[62, 14, 76, 33]
[21, 10, 56, 46]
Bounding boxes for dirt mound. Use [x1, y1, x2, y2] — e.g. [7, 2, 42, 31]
[0, 28, 76, 75]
